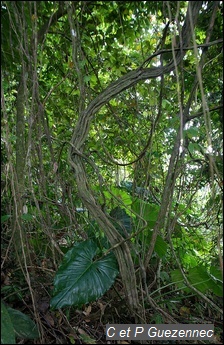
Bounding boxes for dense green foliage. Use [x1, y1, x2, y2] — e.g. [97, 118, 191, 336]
[1, 1, 223, 344]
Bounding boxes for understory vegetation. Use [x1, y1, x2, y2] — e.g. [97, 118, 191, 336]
[1, 1, 223, 344]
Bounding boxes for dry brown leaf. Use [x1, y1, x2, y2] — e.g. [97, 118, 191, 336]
[45, 312, 55, 327]
[77, 328, 89, 336]
[83, 305, 92, 316]
[98, 302, 106, 315]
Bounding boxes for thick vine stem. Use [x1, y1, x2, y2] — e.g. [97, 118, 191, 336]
[68, 154, 142, 320]
[69, 1, 203, 319]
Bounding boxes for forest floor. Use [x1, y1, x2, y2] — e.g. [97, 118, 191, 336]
[1, 262, 223, 344]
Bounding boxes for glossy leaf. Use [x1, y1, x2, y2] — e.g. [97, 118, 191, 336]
[50, 240, 119, 309]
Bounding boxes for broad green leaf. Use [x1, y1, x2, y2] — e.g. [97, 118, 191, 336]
[146, 231, 168, 258]
[210, 266, 223, 281]
[139, 228, 167, 258]
[132, 200, 159, 222]
[1, 301, 15, 344]
[50, 240, 119, 309]
[206, 277, 223, 297]
[154, 235, 168, 258]
[86, 221, 110, 250]
[110, 206, 132, 237]
[188, 266, 211, 293]
[170, 269, 190, 293]
[7, 307, 39, 340]
[110, 187, 132, 206]
[1, 215, 11, 223]
[21, 214, 33, 221]
[198, 266, 223, 296]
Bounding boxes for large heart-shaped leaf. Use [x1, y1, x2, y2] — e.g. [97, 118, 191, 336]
[50, 240, 119, 309]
